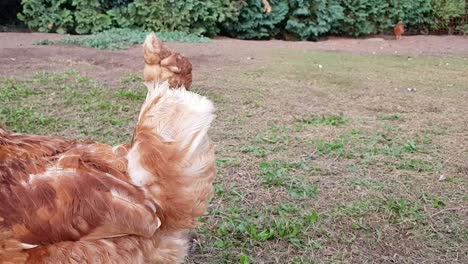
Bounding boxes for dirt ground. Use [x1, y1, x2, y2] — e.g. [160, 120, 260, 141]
[0, 33, 467, 263]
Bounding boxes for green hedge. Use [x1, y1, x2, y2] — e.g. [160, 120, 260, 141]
[221, 0, 289, 39]
[18, 0, 237, 36]
[332, 0, 434, 37]
[18, 0, 467, 38]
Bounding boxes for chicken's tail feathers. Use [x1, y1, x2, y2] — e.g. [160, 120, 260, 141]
[136, 81, 215, 152]
[128, 81, 216, 229]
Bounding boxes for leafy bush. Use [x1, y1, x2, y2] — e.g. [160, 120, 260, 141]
[430, 0, 466, 32]
[18, 0, 74, 34]
[18, 0, 112, 34]
[35, 28, 209, 50]
[19, 0, 233, 36]
[112, 0, 236, 37]
[456, 23, 468, 35]
[17, 0, 468, 37]
[332, 0, 433, 36]
[221, 0, 289, 39]
[285, 0, 344, 40]
[73, 0, 112, 34]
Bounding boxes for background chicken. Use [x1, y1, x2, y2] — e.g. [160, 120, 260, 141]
[0, 34, 215, 264]
[394, 21, 405, 40]
[143, 33, 193, 89]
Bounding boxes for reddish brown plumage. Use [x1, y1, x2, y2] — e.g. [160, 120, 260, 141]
[394, 21, 405, 40]
[0, 133, 161, 262]
[143, 33, 193, 89]
[0, 34, 215, 263]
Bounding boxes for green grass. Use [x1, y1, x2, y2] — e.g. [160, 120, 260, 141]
[0, 107, 65, 133]
[258, 161, 317, 199]
[0, 78, 39, 100]
[384, 198, 425, 225]
[0, 70, 141, 144]
[295, 114, 347, 126]
[240, 145, 269, 157]
[120, 73, 144, 84]
[35, 28, 210, 50]
[397, 159, 442, 172]
[115, 89, 145, 101]
[379, 114, 401, 121]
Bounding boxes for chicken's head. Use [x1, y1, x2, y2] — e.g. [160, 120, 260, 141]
[143, 33, 169, 65]
[143, 33, 193, 89]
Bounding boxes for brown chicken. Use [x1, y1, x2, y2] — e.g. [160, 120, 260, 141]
[393, 21, 405, 40]
[0, 34, 215, 264]
[143, 33, 193, 89]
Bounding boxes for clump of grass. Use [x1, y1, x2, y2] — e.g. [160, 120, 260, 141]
[309, 137, 350, 158]
[239, 254, 251, 264]
[384, 198, 425, 225]
[216, 158, 238, 168]
[120, 73, 143, 84]
[35, 28, 209, 50]
[349, 178, 385, 190]
[115, 89, 145, 101]
[0, 70, 142, 144]
[255, 125, 290, 145]
[397, 159, 441, 172]
[336, 200, 376, 217]
[240, 145, 268, 157]
[259, 161, 317, 199]
[379, 114, 401, 121]
[295, 114, 347, 126]
[0, 78, 39, 100]
[420, 194, 446, 209]
[0, 107, 65, 133]
[207, 201, 321, 253]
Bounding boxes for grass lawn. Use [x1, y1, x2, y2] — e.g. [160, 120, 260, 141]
[1, 49, 467, 263]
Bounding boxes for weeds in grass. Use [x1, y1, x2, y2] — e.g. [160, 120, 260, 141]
[239, 254, 251, 264]
[120, 73, 143, 84]
[336, 200, 375, 217]
[115, 89, 145, 101]
[379, 114, 401, 121]
[337, 197, 426, 227]
[0, 107, 65, 133]
[420, 193, 447, 209]
[0, 71, 141, 144]
[216, 158, 238, 168]
[403, 141, 418, 152]
[397, 159, 441, 172]
[259, 161, 317, 199]
[256, 127, 290, 144]
[0, 79, 39, 100]
[209, 203, 321, 252]
[384, 198, 425, 225]
[240, 145, 268, 157]
[295, 114, 347, 126]
[349, 178, 385, 190]
[309, 137, 350, 158]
